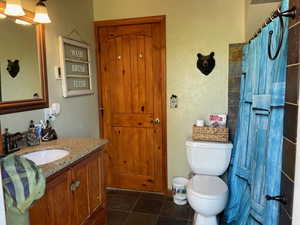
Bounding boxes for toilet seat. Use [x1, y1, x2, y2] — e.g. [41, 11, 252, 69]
[187, 175, 228, 200]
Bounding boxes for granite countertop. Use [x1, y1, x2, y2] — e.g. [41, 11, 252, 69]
[16, 138, 108, 178]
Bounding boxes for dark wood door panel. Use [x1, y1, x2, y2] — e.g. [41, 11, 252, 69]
[106, 24, 152, 39]
[112, 113, 154, 127]
[107, 35, 154, 114]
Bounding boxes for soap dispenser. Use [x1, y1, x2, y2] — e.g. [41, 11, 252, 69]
[26, 120, 40, 146]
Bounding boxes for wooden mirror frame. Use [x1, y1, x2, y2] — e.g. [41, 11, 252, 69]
[0, 2, 48, 114]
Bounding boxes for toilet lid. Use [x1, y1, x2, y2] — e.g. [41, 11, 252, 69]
[188, 175, 228, 199]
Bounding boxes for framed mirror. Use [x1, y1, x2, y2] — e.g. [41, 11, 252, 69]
[0, 2, 48, 114]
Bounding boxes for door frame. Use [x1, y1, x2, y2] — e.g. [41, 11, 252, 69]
[94, 15, 167, 194]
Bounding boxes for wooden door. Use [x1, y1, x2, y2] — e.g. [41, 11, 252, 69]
[97, 17, 166, 192]
[72, 159, 90, 225]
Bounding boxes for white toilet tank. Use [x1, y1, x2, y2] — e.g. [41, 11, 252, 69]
[186, 139, 233, 176]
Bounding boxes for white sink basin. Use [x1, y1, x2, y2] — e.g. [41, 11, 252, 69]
[23, 149, 69, 166]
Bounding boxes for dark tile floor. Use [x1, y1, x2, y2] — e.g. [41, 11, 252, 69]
[107, 189, 194, 225]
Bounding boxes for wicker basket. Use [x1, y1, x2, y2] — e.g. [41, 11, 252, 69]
[192, 126, 229, 143]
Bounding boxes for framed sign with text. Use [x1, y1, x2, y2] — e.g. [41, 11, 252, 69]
[59, 36, 93, 97]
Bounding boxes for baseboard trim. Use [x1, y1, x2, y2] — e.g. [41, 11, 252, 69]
[166, 189, 173, 197]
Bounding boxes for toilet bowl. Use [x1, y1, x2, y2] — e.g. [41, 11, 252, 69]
[187, 175, 228, 225]
[185, 139, 232, 225]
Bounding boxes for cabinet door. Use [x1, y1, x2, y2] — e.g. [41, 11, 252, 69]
[88, 152, 101, 213]
[72, 158, 90, 225]
[30, 150, 106, 225]
[47, 171, 73, 225]
[98, 151, 105, 206]
[30, 171, 73, 225]
[29, 194, 49, 225]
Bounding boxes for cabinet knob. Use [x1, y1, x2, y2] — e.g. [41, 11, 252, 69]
[75, 180, 81, 188]
[70, 180, 81, 191]
[70, 183, 76, 192]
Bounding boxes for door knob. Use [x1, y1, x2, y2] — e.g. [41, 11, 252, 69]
[152, 118, 160, 124]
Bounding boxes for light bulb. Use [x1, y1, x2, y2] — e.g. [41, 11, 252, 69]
[4, 0, 25, 16]
[0, 13, 7, 19]
[34, 1, 51, 24]
[15, 19, 32, 25]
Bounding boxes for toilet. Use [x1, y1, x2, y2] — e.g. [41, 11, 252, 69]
[185, 139, 233, 225]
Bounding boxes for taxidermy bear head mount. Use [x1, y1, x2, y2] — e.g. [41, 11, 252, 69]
[197, 52, 215, 76]
[7, 59, 20, 78]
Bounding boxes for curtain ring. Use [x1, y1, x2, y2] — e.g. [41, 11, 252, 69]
[268, 14, 284, 60]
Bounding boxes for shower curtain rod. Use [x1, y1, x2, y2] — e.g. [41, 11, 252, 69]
[248, 6, 296, 43]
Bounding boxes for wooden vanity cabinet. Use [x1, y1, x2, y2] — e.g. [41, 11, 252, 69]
[29, 149, 106, 225]
[72, 158, 90, 224]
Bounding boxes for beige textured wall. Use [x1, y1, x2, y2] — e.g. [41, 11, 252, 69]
[93, 0, 246, 187]
[0, 0, 99, 138]
[245, 0, 280, 40]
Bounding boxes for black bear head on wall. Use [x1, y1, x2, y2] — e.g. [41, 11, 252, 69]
[7, 60, 20, 78]
[196, 52, 215, 76]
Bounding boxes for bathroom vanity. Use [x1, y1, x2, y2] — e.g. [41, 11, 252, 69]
[16, 138, 108, 225]
[0, 2, 108, 224]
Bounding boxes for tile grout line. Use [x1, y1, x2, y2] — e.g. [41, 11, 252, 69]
[284, 137, 297, 145]
[122, 192, 141, 225]
[130, 193, 141, 213]
[289, 21, 300, 30]
[282, 203, 293, 220]
[285, 101, 298, 106]
[282, 170, 295, 184]
[107, 190, 192, 225]
[154, 214, 159, 225]
[287, 63, 300, 68]
[284, 136, 297, 145]
[121, 213, 130, 225]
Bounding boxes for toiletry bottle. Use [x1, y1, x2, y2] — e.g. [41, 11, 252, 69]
[0, 123, 2, 155]
[29, 120, 35, 129]
[35, 124, 42, 138]
[3, 128, 10, 154]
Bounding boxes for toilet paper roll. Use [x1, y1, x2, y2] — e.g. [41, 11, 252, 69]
[196, 120, 204, 127]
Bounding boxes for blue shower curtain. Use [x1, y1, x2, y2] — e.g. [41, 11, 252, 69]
[224, 0, 289, 224]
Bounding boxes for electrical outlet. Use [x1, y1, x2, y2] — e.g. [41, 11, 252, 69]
[44, 108, 51, 121]
[170, 94, 178, 108]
